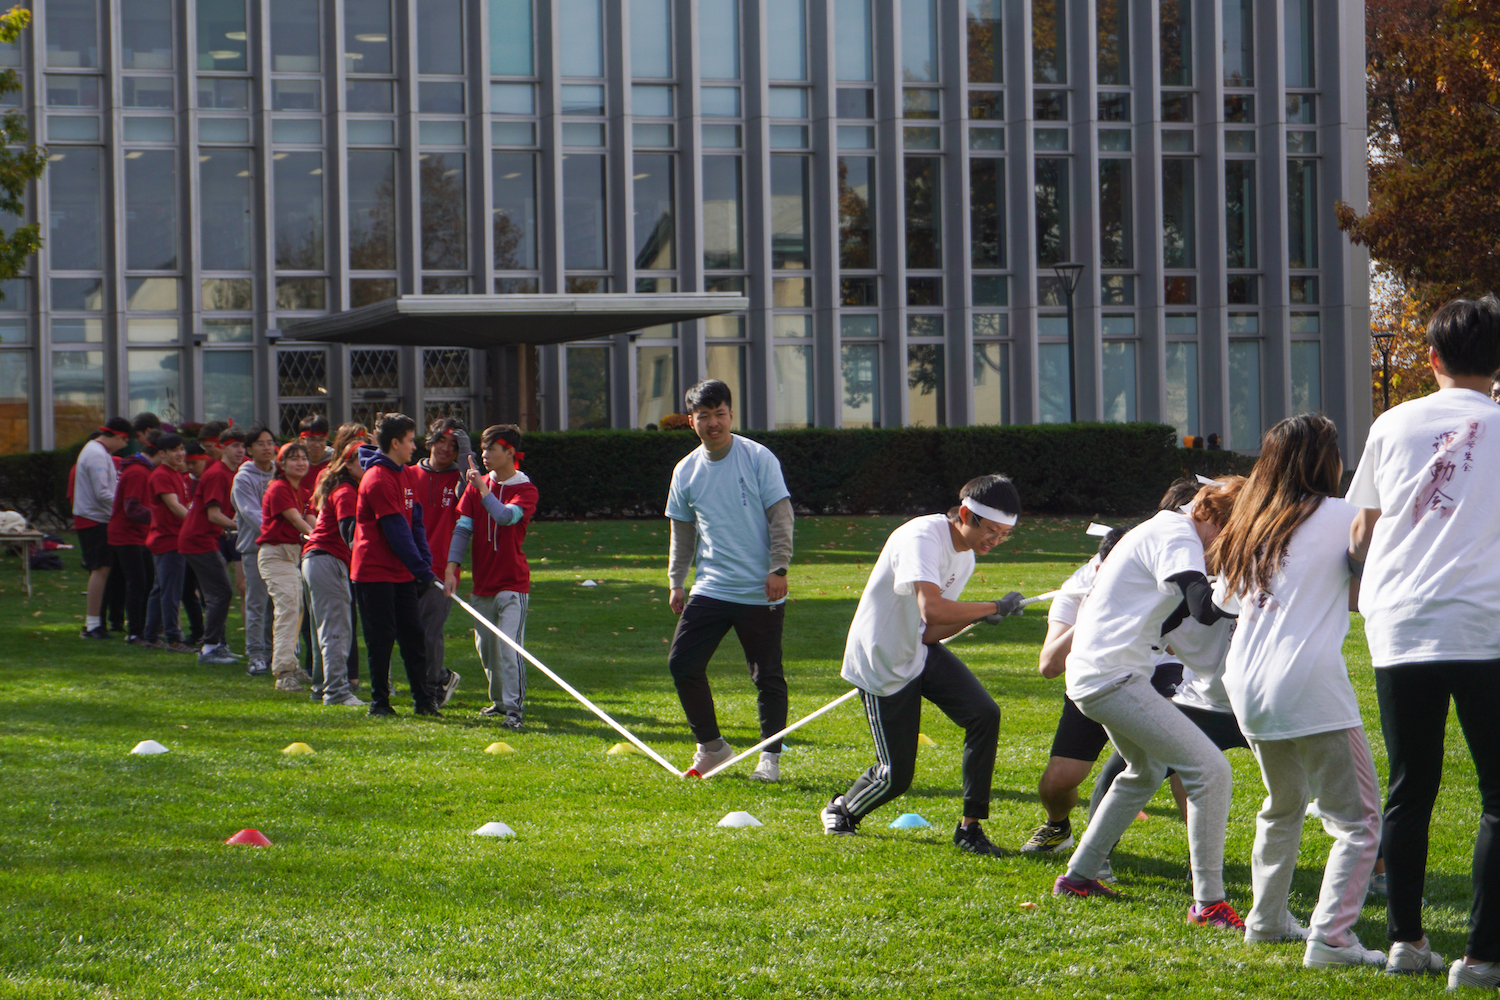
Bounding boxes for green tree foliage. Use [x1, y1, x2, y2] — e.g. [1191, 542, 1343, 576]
[0, 7, 47, 288]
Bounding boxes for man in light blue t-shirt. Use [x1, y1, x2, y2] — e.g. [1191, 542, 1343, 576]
[666, 379, 794, 781]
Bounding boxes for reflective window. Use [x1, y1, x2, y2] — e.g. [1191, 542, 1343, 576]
[420, 153, 466, 269]
[1099, 159, 1132, 268]
[123, 76, 173, 108]
[567, 346, 611, 429]
[562, 0, 604, 77]
[1288, 160, 1318, 268]
[1160, 0, 1191, 86]
[1291, 340, 1322, 412]
[1228, 341, 1261, 448]
[631, 0, 671, 78]
[270, 0, 320, 72]
[494, 152, 538, 270]
[1034, 157, 1069, 264]
[702, 156, 743, 270]
[203, 351, 254, 425]
[838, 157, 875, 269]
[53, 350, 105, 446]
[1223, 0, 1253, 86]
[197, 0, 247, 72]
[122, 0, 173, 70]
[970, 158, 1005, 268]
[902, 0, 938, 82]
[775, 345, 813, 428]
[841, 343, 880, 428]
[202, 280, 252, 312]
[907, 344, 945, 427]
[905, 157, 941, 268]
[345, 2, 393, 73]
[274, 151, 324, 270]
[48, 148, 103, 270]
[636, 345, 678, 428]
[563, 154, 606, 270]
[1097, 0, 1129, 85]
[417, 0, 464, 72]
[705, 345, 745, 429]
[1225, 160, 1256, 268]
[199, 77, 250, 110]
[633, 154, 674, 271]
[490, 0, 531, 76]
[1032, 0, 1065, 83]
[771, 157, 809, 270]
[125, 149, 177, 270]
[348, 150, 397, 270]
[1164, 341, 1198, 440]
[1286, 0, 1315, 87]
[47, 0, 99, 69]
[1163, 159, 1195, 268]
[1038, 342, 1070, 423]
[1101, 341, 1137, 421]
[199, 149, 253, 271]
[973, 341, 1010, 425]
[967, 0, 1002, 83]
[0, 351, 26, 451]
[768, 0, 806, 81]
[273, 79, 321, 111]
[700, 0, 740, 80]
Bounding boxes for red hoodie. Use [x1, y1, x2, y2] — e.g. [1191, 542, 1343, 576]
[107, 455, 155, 546]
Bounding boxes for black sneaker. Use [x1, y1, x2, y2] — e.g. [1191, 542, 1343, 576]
[501, 715, 523, 731]
[954, 821, 1008, 857]
[80, 626, 111, 640]
[367, 702, 396, 717]
[821, 795, 858, 836]
[479, 704, 505, 718]
[246, 658, 270, 677]
[1021, 818, 1075, 853]
[414, 703, 443, 718]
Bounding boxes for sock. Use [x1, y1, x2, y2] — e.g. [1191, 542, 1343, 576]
[86, 616, 101, 629]
[702, 738, 726, 752]
[202, 644, 216, 655]
[760, 751, 779, 759]
[1052, 816, 1071, 831]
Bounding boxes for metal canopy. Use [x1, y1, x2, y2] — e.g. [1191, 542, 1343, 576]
[283, 293, 749, 348]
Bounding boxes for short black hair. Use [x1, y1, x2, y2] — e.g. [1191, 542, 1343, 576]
[297, 413, 330, 436]
[481, 423, 522, 451]
[244, 424, 275, 447]
[104, 417, 133, 437]
[154, 432, 184, 452]
[1158, 477, 1202, 511]
[427, 416, 466, 447]
[684, 379, 732, 412]
[376, 412, 418, 452]
[198, 420, 229, 442]
[131, 412, 161, 435]
[1426, 296, 1500, 377]
[220, 426, 249, 445]
[958, 473, 1021, 519]
[184, 440, 208, 457]
[1097, 526, 1128, 562]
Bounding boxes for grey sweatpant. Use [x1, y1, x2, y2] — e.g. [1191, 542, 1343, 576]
[418, 582, 452, 688]
[1067, 671, 1233, 902]
[302, 552, 355, 703]
[242, 544, 273, 662]
[1247, 727, 1381, 946]
[469, 590, 528, 717]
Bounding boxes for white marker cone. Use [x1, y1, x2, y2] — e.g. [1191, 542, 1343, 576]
[473, 821, 516, 838]
[1086, 522, 1113, 537]
[717, 811, 763, 828]
[130, 739, 169, 755]
[581, 579, 599, 587]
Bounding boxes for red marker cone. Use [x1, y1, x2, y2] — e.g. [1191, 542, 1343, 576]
[225, 828, 271, 846]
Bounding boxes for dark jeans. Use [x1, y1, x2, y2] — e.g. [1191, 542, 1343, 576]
[105, 547, 125, 629]
[145, 551, 186, 642]
[115, 544, 152, 638]
[1376, 660, 1500, 960]
[182, 562, 205, 644]
[183, 550, 234, 648]
[842, 642, 1001, 822]
[347, 578, 360, 682]
[666, 594, 788, 752]
[356, 579, 432, 709]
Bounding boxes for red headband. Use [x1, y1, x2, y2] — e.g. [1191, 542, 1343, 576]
[513, 450, 524, 463]
[98, 426, 128, 438]
[299, 430, 325, 439]
[200, 436, 219, 445]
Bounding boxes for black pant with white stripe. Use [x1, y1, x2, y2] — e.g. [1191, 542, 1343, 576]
[842, 642, 1001, 822]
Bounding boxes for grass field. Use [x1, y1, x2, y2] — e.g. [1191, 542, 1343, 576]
[0, 515, 1483, 999]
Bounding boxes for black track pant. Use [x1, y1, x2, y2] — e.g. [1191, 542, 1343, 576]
[182, 550, 234, 648]
[115, 543, 153, 638]
[182, 563, 205, 643]
[667, 594, 788, 752]
[1376, 660, 1500, 959]
[356, 580, 433, 710]
[842, 642, 1001, 822]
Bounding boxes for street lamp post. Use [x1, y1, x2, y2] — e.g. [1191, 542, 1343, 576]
[1052, 262, 1086, 422]
[1372, 328, 1397, 413]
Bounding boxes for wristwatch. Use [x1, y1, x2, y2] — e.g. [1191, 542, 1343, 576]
[772, 568, 787, 577]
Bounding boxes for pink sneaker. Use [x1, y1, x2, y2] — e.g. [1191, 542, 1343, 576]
[1053, 873, 1121, 899]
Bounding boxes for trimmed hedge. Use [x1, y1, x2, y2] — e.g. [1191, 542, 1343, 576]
[0, 424, 1259, 528]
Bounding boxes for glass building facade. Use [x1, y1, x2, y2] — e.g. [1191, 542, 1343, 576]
[2, 0, 1368, 455]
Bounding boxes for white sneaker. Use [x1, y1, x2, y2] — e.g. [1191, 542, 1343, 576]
[1097, 857, 1117, 884]
[749, 751, 780, 783]
[1246, 909, 1310, 944]
[1386, 938, 1444, 976]
[325, 692, 369, 707]
[688, 740, 735, 775]
[1449, 959, 1500, 990]
[1305, 937, 1387, 969]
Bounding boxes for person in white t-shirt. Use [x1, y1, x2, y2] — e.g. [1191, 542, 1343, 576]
[820, 474, 1026, 857]
[1053, 479, 1247, 931]
[1211, 413, 1384, 969]
[1346, 296, 1500, 985]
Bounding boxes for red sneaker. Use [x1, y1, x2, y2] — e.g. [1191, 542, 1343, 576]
[1053, 874, 1121, 899]
[1187, 900, 1245, 931]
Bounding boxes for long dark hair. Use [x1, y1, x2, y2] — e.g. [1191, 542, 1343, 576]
[313, 441, 363, 511]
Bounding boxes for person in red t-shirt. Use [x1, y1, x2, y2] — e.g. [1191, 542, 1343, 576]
[143, 433, 196, 652]
[351, 413, 441, 717]
[180, 427, 247, 665]
[107, 441, 156, 643]
[412, 417, 471, 705]
[258, 441, 316, 691]
[445, 424, 539, 728]
[302, 442, 368, 707]
[298, 412, 331, 484]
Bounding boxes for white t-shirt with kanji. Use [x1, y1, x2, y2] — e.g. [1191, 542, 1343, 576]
[1346, 388, 1500, 667]
[842, 514, 976, 697]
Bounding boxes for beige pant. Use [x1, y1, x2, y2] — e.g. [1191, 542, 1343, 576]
[258, 543, 305, 679]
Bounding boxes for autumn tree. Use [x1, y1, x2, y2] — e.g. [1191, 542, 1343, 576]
[0, 7, 46, 286]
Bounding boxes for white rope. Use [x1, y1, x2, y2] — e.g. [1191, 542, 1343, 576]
[941, 589, 1065, 644]
[697, 689, 861, 779]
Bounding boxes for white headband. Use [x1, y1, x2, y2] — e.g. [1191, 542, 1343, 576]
[1195, 474, 1217, 486]
[961, 497, 1018, 527]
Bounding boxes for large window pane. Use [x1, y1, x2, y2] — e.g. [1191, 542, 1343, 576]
[702, 156, 743, 270]
[1099, 159, 1132, 267]
[420, 153, 467, 270]
[836, 0, 873, 81]
[1225, 160, 1256, 268]
[1291, 340, 1322, 412]
[838, 157, 875, 269]
[775, 344, 813, 428]
[1038, 341, 1071, 423]
[967, 0, 1002, 84]
[53, 351, 104, 446]
[841, 343, 880, 428]
[491, 0, 533, 76]
[122, 0, 173, 70]
[1097, 0, 1129, 85]
[567, 347, 610, 429]
[700, 0, 739, 80]
[197, 0, 247, 72]
[1164, 341, 1199, 440]
[563, 154, 606, 270]
[1162, 158, 1195, 269]
[973, 341, 1010, 425]
[129, 349, 182, 424]
[48, 148, 102, 270]
[1285, 0, 1315, 88]
[1160, 0, 1192, 86]
[560, 0, 603, 77]
[768, 0, 806, 81]
[630, 0, 670, 78]
[346, 0, 393, 73]
[633, 154, 675, 270]
[1101, 341, 1137, 421]
[494, 152, 538, 270]
[48, 0, 99, 68]
[636, 345, 678, 428]
[348, 151, 397, 270]
[417, 0, 463, 74]
[1223, 0, 1253, 87]
[902, 0, 938, 82]
[270, 0, 319, 72]
[274, 151, 324, 270]
[907, 344, 945, 427]
[1035, 157, 1069, 265]
[125, 150, 177, 270]
[771, 156, 809, 270]
[970, 158, 1005, 268]
[905, 157, 941, 268]
[200, 149, 253, 271]
[704, 345, 745, 429]
[0, 351, 25, 452]
[1228, 340, 1261, 449]
[1288, 159, 1318, 268]
[203, 351, 253, 425]
[1032, 0, 1065, 84]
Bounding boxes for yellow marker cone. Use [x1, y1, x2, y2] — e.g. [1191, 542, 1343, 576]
[282, 742, 314, 755]
[485, 742, 515, 754]
[917, 733, 937, 747]
[607, 742, 640, 756]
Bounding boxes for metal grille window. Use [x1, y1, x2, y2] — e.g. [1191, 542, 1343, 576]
[351, 347, 401, 427]
[423, 347, 474, 427]
[277, 348, 328, 436]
